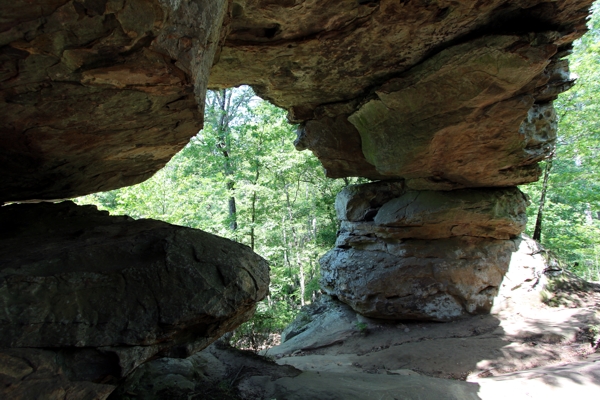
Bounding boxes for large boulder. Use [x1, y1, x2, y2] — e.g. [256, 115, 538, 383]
[0, 201, 269, 397]
[321, 236, 517, 321]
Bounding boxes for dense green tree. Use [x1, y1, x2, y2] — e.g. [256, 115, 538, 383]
[76, 86, 358, 333]
[523, 2, 600, 281]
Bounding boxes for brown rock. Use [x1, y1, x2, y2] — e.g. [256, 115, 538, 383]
[295, 115, 386, 180]
[345, 34, 559, 186]
[211, 0, 591, 117]
[336, 184, 528, 240]
[0, 0, 228, 202]
[0, 0, 594, 202]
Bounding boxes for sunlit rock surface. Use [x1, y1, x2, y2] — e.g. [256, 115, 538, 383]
[0, 201, 269, 397]
[212, 0, 590, 187]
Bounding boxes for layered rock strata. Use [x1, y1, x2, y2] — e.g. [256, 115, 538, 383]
[0, 0, 595, 395]
[0, 201, 269, 398]
[1, 0, 593, 202]
[212, 0, 591, 189]
[321, 181, 529, 320]
[0, 0, 228, 202]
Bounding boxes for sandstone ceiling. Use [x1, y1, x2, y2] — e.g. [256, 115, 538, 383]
[211, 0, 591, 188]
[0, 0, 594, 202]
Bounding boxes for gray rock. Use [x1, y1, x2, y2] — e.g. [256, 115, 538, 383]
[335, 180, 406, 222]
[0, 348, 116, 400]
[322, 182, 530, 320]
[321, 236, 517, 321]
[0, 201, 269, 396]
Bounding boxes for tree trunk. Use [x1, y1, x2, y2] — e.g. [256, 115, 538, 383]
[533, 158, 553, 241]
[250, 154, 260, 250]
[282, 215, 289, 267]
[216, 89, 237, 233]
[250, 192, 256, 250]
[297, 253, 305, 307]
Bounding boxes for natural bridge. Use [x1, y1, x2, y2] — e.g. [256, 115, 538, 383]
[0, 0, 595, 397]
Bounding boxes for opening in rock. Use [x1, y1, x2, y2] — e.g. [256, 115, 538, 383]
[74, 85, 365, 350]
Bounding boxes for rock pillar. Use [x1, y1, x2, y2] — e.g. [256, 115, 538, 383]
[320, 182, 529, 321]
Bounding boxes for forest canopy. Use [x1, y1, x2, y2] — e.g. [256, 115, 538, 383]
[523, 1, 600, 281]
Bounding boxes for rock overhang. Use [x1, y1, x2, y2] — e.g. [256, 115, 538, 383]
[0, 0, 594, 203]
[211, 0, 592, 188]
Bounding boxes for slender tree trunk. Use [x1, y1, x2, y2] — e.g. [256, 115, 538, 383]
[533, 158, 553, 241]
[250, 192, 256, 250]
[282, 215, 289, 267]
[250, 152, 260, 250]
[216, 89, 237, 233]
[297, 253, 305, 307]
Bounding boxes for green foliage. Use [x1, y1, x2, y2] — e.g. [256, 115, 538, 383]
[523, 2, 600, 281]
[355, 322, 368, 333]
[75, 86, 362, 348]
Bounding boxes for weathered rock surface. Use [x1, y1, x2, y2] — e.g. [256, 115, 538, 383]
[0, 201, 269, 397]
[0, 0, 594, 202]
[211, 0, 590, 117]
[109, 343, 301, 400]
[321, 181, 528, 320]
[211, 0, 592, 187]
[321, 236, 517, 321]
[0, 0, 228, 202]
[346, 34, 560, 187]
[294, 33, 569, 186]
[0, 348, 116, 400]
[335, 181, 529, 241]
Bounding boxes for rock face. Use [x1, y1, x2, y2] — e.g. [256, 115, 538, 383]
[212, 0, 590, 188]
[321, 182, 529, 320]
[0, 0, 593, 202]
[0, 0, 595, 395]
[0, 201, 269, 398]
[0, 0, 228, 202]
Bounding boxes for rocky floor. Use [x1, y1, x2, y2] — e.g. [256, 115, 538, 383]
[110, 270, 600, 400]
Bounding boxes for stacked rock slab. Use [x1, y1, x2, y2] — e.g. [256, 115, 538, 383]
[321, 182, 529, 321]
[0, 202, 269, 398]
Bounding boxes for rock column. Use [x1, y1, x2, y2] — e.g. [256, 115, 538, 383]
[320, 182, 530, 321]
